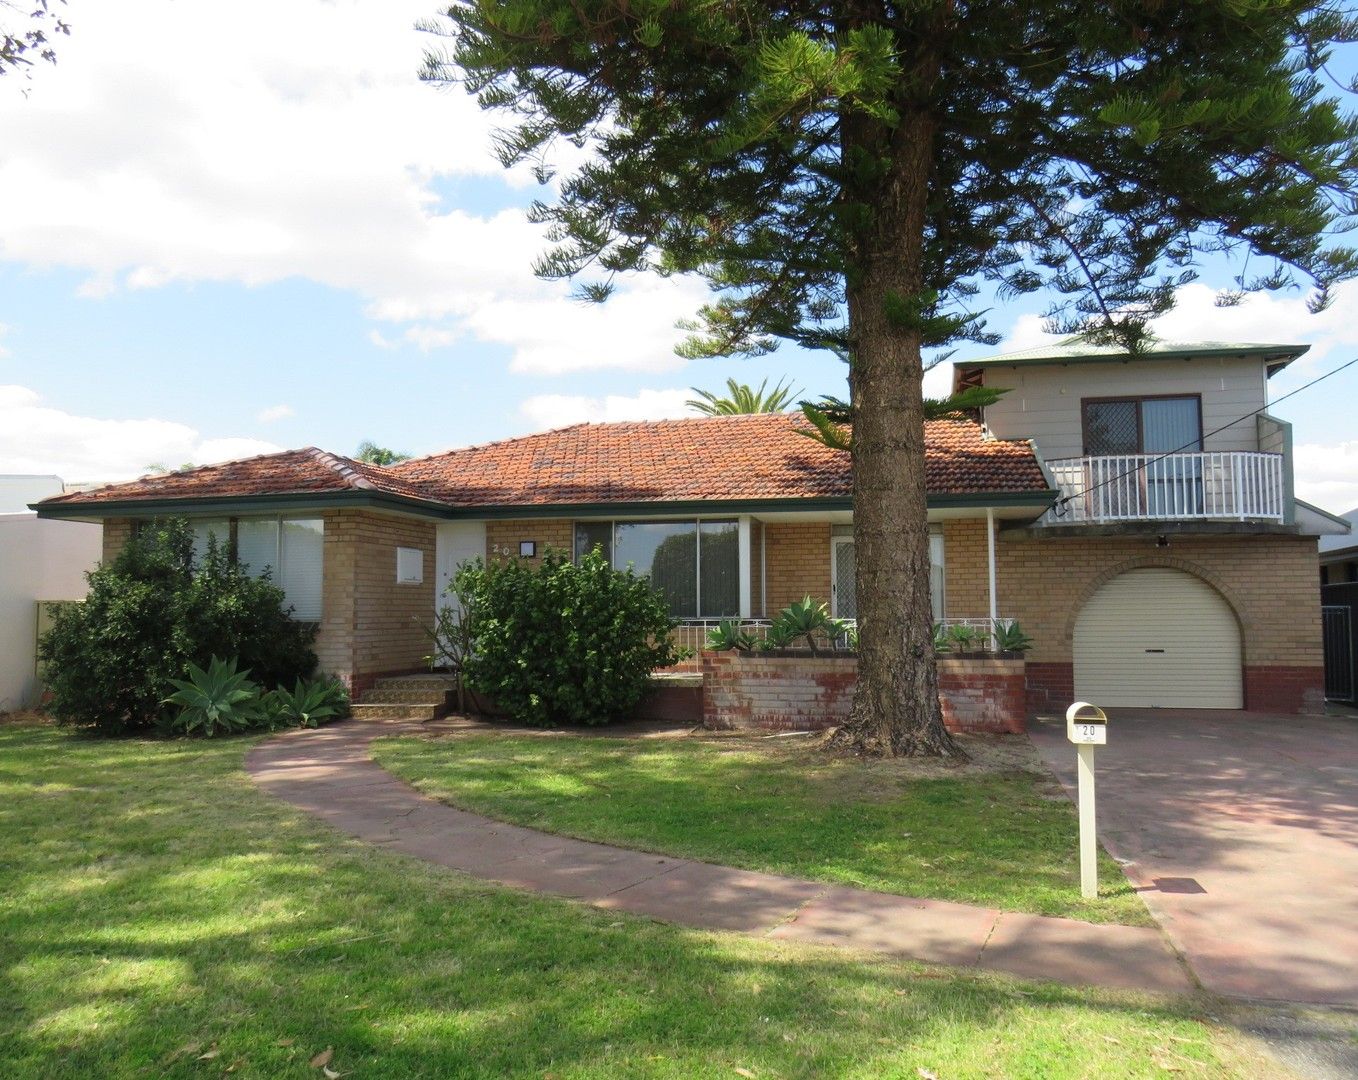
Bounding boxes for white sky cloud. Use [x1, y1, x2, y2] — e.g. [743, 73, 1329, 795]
[998, 281, 1358, 364]
[518, 388, 694, 431]
[0, 385, 281, 484]
[0, 0, 701, 376]
[256, 404, 295, 423]
[1295, 440, 1358, 512]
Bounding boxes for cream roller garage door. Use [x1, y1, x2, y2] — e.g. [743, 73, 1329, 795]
[1074, 568, 1242, 709]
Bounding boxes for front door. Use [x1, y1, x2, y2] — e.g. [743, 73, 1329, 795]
[831, 537, 856, 618]
[435, 522, 486, 620]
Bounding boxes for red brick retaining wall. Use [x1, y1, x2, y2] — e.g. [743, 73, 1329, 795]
[702, 652, 1026, 734]
[1025, 660, 1324, 716]
[1243, 665, 1327, 715]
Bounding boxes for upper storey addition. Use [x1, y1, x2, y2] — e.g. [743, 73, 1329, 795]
[954, 340, 1308, 527]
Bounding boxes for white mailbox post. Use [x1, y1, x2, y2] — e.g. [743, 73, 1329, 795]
[1065, 701, 1108, 899]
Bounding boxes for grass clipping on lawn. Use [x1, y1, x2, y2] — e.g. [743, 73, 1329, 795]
[374, 729, 1150, 926]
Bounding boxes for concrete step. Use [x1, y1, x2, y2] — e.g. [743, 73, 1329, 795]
[360, 687, 451, 706]
[348, 702, 442, 723]
[372, 674, 460, 693]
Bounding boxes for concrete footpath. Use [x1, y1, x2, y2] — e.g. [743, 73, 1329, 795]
[247, 722, 1191, 995]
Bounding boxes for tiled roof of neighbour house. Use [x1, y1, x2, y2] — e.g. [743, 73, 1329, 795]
[385, 412, 1051, 508]
[34, 413, 1054, 515]
[35, 447, 441, 508]
[954, 337, 1309, 389]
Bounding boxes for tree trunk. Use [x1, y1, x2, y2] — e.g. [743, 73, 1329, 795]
[826, 102, 964, 760]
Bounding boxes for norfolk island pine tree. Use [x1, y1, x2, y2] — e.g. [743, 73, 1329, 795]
[422, 1, 1358, 756]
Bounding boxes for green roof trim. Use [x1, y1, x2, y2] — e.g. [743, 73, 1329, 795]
[34, 488, 1059, 522]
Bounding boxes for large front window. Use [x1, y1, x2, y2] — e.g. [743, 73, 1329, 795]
[574, 519, 739, 619]
[189, 516, 324, 620]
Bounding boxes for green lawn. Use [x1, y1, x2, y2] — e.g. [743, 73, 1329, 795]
[0, 720, 1271, 1079]
[374, 732, 1149, 926]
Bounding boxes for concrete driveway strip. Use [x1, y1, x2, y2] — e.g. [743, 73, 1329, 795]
[1028, 710, 1358, 1007]
[247, 721, 1190, 995]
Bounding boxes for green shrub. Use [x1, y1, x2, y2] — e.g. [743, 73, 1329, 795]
[456, 549, 676, 727]
[162, 656, 263, 737]
[39, 518, 317, 734]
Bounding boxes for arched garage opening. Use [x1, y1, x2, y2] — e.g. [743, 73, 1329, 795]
[1073, 567, 1243, 709]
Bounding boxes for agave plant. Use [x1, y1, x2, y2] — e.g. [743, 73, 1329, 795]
[706, 619, 759, 652]
[760, 620, 800, 650]
[266, 676, 350, 729]
[992, 620, 1034, 653]
[766, 595, 837, 654]
[946, 623, 985, 652]
[163, 656, 262, 737]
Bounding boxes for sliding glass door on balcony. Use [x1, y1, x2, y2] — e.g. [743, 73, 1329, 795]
[1082, 396, 1204, 518]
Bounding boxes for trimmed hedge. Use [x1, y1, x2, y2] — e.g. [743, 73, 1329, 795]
[457, 548, 676, 726]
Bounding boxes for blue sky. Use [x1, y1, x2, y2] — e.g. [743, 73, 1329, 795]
[1, 0, 1355, 509]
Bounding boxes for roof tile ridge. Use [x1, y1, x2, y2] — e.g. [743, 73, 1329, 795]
[306, 447, 377, 491]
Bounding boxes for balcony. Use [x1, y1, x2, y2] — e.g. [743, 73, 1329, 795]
[1042, 452, 1286, 526]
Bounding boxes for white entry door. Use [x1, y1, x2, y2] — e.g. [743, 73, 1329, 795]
[435, 521, 486, 619]
[831, 537, 856, 618]
[1074, 567, 1242, 709]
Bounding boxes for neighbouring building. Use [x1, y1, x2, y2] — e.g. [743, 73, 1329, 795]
[1, 476, 102, 711]
[34, 339, 1350, 715]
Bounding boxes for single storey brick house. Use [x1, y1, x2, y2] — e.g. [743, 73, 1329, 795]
[36, 339, 1349, 715]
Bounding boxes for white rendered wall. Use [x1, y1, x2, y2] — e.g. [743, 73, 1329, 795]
[0, 514, 102, 711]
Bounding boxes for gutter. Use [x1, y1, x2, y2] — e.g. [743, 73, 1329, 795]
[33, 488, 1060, 522]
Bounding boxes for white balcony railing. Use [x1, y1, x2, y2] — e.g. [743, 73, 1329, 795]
[1042, 452, 1285, 525]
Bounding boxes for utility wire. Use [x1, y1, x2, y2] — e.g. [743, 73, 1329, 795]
[1050, 353, 1358, 516]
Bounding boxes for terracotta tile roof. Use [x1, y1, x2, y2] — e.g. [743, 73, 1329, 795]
[37, 447, 437, 507]
[37, 414, 1051, 512]
[386, 413, 1048, 506]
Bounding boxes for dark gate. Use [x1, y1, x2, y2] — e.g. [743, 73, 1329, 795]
[1321, 582, 1358, 704]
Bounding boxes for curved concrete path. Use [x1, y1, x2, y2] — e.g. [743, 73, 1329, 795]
[246, 722, 1191, 995]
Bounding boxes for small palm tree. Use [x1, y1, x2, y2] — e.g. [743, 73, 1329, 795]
[355, 441, 411, 466]
[686, 377, 801, 416]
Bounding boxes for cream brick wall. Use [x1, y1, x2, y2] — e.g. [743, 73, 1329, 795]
[942, 519, 1322, 667]
[101, 518, 134, 564]
[485, 518, 574, 567]
[318, 509, 436, 687]
[763, 521, 831, 615]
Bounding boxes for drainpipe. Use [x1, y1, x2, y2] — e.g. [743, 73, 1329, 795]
[987, 506, 998, 647]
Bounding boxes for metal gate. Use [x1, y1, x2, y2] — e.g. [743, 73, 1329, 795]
[1322, 604, 1355, 703]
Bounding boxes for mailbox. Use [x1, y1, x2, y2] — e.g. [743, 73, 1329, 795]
[1066, 701, 1107, 745]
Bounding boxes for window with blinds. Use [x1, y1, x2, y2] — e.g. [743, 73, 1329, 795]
[187, 516, 323, 621]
